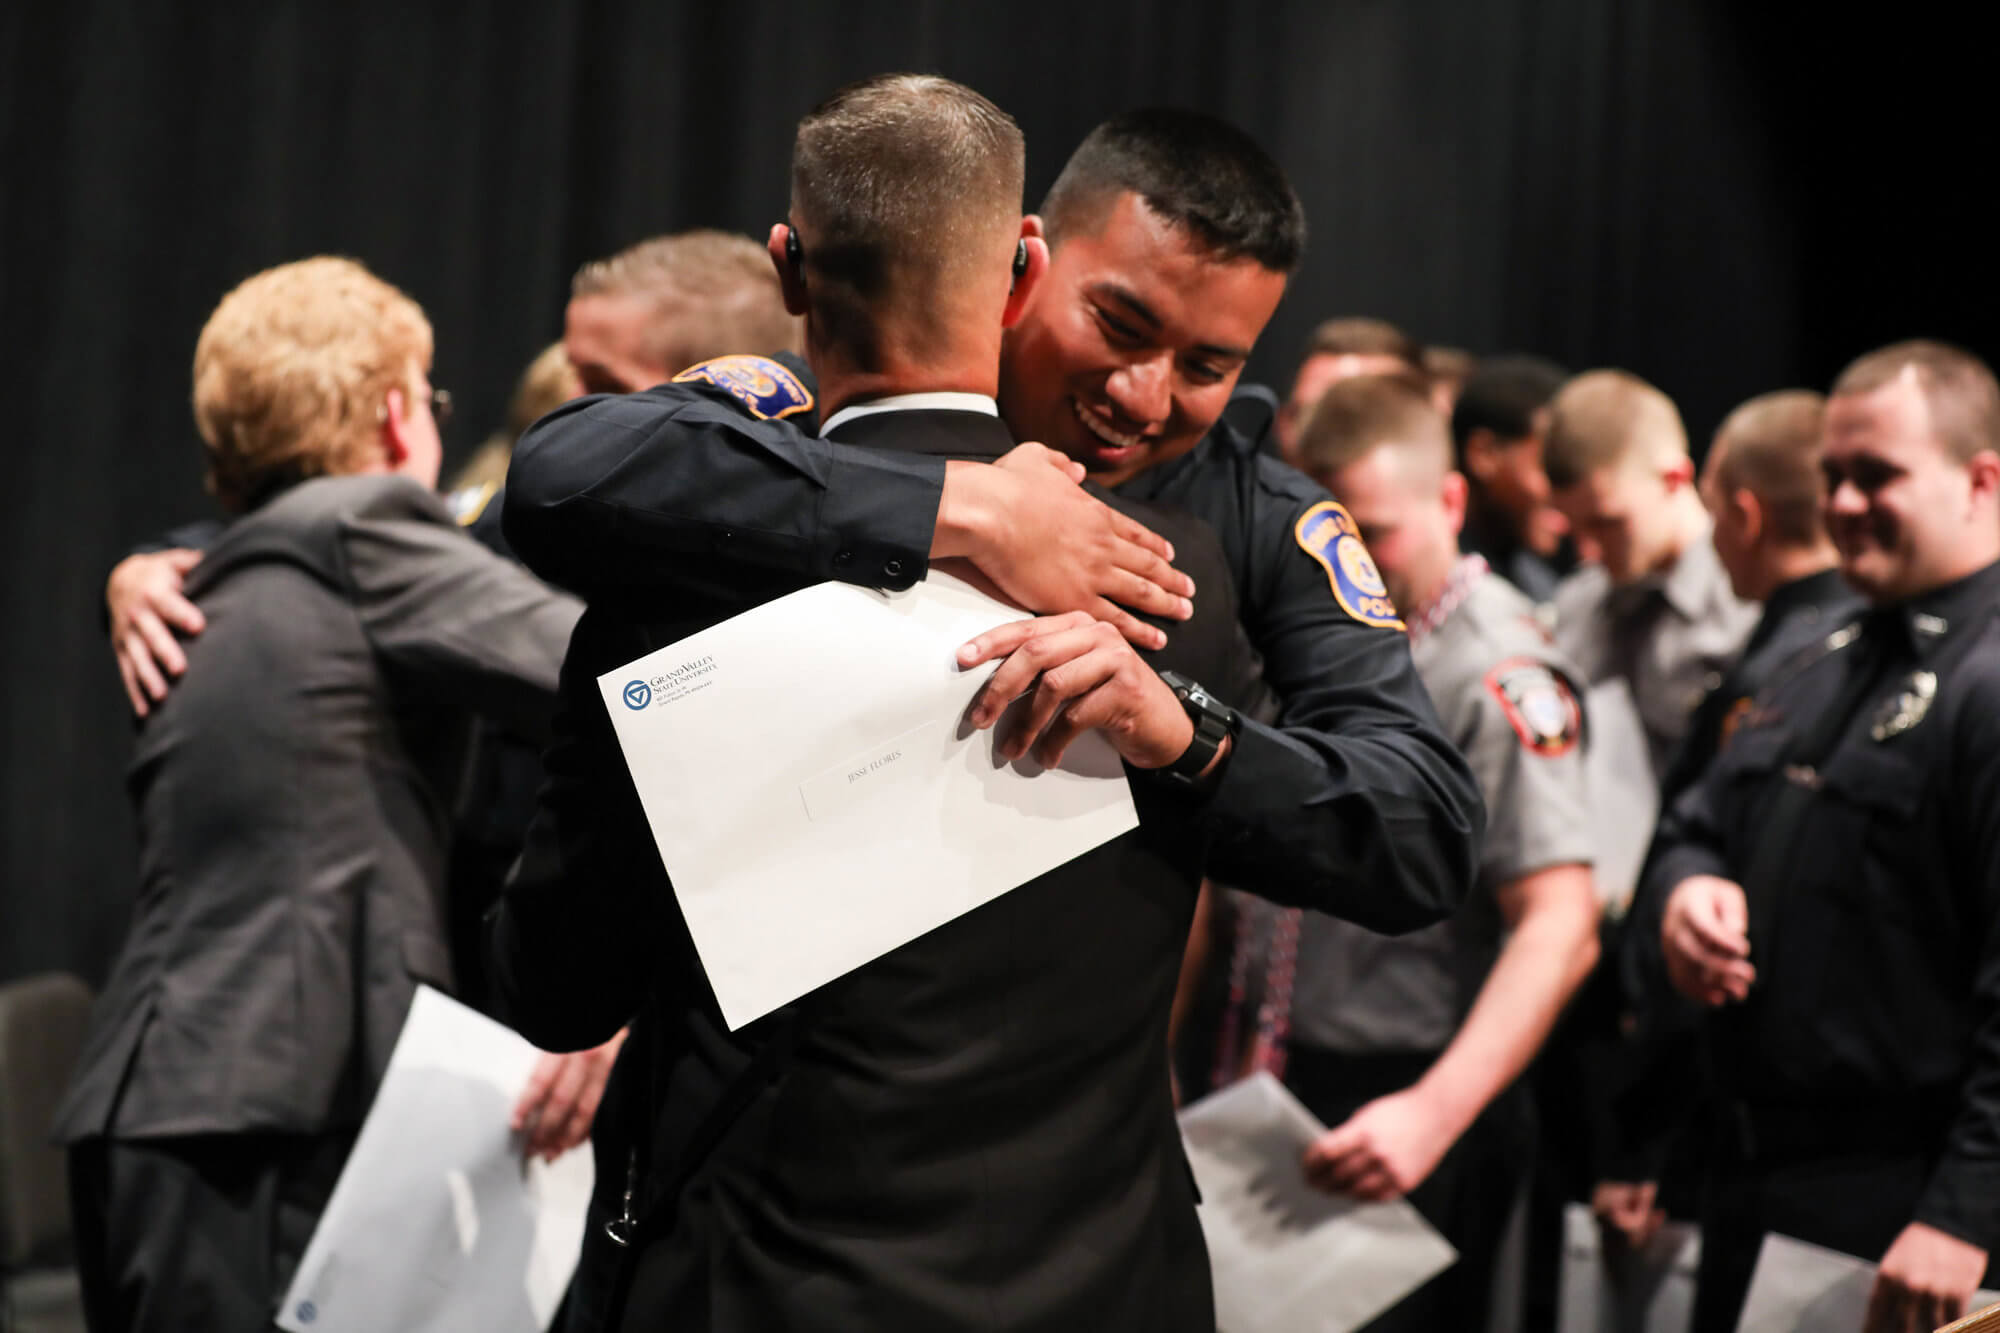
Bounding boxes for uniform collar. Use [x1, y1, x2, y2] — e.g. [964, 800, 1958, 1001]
[820, 391, 998, 437]
[1605, 522, 1729, 624]
[1407, 554, 1488, 645]
[819, 396, 1013, 461]
[1872, 557, 2000, 658]
[1760, 566, 1849, 624]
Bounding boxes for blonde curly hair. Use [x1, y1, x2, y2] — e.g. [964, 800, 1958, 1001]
[193, 256, 432, 511]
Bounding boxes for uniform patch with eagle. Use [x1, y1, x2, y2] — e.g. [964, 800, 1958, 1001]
[1485, 657, 1582, 757]
[673, 355, 815, 421]
[1293, 500, 1404, 629]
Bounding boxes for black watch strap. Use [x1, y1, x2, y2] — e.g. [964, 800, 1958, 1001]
[1157, 670, 1237, 783]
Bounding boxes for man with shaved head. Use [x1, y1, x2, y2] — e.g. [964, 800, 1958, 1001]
[1287, 376, 1601, 1328]
[1666, 390, 1861, 800]
[1644, 341, 2000, 1332]
[1596, 389, 1865, 1258]
[1547, 370, 1757, 780]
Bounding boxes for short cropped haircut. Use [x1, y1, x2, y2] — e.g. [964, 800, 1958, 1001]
[1423, 344, 1475, 388]
[1832, 339, 2000, 465]
[1451, 354, 1568, 463]
[1544, 369, 1688, 490]
[193, 256, 431, 513]
[1304, 316, 1424, 372]
[1296, 373, 1452, 483]
[1042, 108, 1306, 273]
[571, 230, 799, 376]
[790, 74, 1024, 368]
[1709, 390, 1828, 548]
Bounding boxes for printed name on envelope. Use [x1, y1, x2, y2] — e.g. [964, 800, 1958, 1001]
[799, 721, 940, 821]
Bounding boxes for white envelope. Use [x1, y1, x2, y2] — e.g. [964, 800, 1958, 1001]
[1557, 1201, 1701, 1333]
[1735, 1232, 2000, 1332]
[277, 987, 593, 1333]
[1179, 1073, 1459, 1333]
[599, 571, 1140, 1030]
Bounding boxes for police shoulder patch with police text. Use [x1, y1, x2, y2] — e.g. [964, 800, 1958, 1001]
[1293, 500, 1404, 629]
[673, 354, 815, 420]
[1484, 657, 1582, 757]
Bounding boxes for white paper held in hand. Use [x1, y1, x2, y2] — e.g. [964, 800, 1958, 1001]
[599, 571, 1140, 1030]
[1179, 1073, 1458, 1333]
[1734, 1232, 2000, 1332]
[276, 986, 593, 1333]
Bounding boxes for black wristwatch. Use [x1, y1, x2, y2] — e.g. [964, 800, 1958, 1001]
[1156, 670, 1239, 785]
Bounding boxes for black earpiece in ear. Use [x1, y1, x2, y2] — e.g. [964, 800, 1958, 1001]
[1013, 239, 1030, 279]
[785, 228, 803, 273]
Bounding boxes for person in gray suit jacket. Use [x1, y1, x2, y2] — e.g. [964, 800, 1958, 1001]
[51, 257, 584, 1332]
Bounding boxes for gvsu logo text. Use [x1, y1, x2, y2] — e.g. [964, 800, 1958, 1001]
[622, 680, 652, 710]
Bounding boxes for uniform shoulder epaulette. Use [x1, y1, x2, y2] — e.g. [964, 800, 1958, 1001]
[1218, 382, 1280, 452]
[443, 480, 498, 527]
[672, 354, 815, 421]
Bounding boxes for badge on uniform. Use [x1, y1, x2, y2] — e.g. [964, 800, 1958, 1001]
[1292, 501, 1404, 630]
[1485, 657, 1583, 757]
[672, 355, 815, 421]
[1870, 669, 1936, 742]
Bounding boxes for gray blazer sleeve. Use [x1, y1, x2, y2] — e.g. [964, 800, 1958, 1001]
[336, 483, 582, 742]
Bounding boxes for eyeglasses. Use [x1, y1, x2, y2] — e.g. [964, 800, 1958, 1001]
[376, 386, 453, 427]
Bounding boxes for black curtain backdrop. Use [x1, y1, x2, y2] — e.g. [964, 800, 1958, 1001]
[4, 2, 1992, 986]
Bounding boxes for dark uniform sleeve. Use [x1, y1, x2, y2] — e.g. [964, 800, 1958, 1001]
[1199, 474, 1485, 934]
[1915, 665, 2000, 1248]
[503, 363, 944, 601]
[485, 608, 695, 1053]
[1623, 740, 1741, 1006]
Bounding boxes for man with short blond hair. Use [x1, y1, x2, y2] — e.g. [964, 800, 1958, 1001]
[1275, 315, 1429, 460]
[1599, 389, 1863, 1255]
[53, 257, 581, 1332]
[565, 229, 801, 395]
[1289, 375, 1600, 1328]
[1648, 339, 2000, 1332]
[1547, 370, 1757, 779]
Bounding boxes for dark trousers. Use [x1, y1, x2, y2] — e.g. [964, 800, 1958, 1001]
[68, 1131, 352, 1333]
[1689, 1125, 1991, 1333]
[1288, 1045, 1536, 1331]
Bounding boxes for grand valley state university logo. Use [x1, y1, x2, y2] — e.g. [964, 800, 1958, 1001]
[623, 655, 720, 710]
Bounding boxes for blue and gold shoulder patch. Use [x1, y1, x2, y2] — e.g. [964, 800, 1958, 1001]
[673, 355, 814, 421]
[1294, 500, 1404, 629]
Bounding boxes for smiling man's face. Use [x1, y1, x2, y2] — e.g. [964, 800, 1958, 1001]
[998, 191, 1289, 488]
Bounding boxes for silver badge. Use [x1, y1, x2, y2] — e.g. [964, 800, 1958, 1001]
[1871, 669, 1937, 742]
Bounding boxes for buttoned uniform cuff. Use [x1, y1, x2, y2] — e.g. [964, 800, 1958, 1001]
[1914, 1155, 2000, 1254]
[1183, 718, 1439, 927]
[815, 449, 946, 591]
[1645, 845, 1735, 908]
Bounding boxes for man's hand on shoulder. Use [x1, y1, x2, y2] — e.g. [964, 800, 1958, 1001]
[956, 612, 1213, 774]
[935, 443, 1193, 651]
[107, 548, 206, 717]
